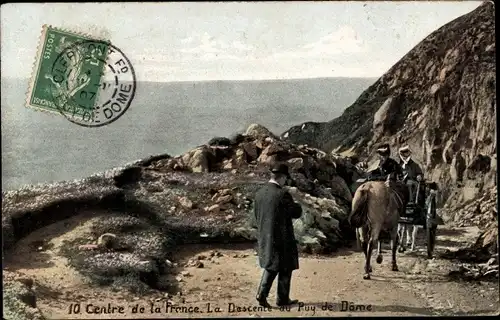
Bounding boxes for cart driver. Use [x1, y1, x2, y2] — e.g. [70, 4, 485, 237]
[398, 145, 424, 205]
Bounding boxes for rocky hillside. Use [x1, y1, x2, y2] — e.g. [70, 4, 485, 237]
[282, 2, 496, 228]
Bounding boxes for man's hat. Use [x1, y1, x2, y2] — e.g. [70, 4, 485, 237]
[399, 145, 411, 153]
[270, 163, 290, 177]
[376, 143, 391, 155]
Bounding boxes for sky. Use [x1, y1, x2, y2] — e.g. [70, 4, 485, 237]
[1, 1, 483, 82]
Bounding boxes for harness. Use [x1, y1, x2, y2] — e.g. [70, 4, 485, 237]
[390, 188, 405, 210]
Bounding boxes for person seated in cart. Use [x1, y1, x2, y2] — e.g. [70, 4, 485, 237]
[398, 145, 425, 206]
[367, 144, 404, 181]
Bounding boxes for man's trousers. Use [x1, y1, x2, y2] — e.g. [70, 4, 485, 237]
[256, 269, 293, 303]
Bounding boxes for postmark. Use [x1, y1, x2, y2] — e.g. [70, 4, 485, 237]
[26, 25, 136, 127]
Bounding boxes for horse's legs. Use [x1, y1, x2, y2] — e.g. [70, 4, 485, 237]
[364, 227, 380, 280]
[410, 225, 419, 251]
[356, 228, 362, 251]
[376, 240, 383, 264]
[390, 226, 399, 271]
[397, 224, 406, 253]
[364, 238, 373, 280]
[406, 225, 412, 246]
[359, 227, 372, 273]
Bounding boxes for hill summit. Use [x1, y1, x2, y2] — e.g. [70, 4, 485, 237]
[282, 2, 496, 229]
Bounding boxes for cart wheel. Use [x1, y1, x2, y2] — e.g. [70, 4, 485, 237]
[426, 225, 437, 259]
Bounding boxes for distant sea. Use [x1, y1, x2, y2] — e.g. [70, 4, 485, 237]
[1, 77, 375, 190]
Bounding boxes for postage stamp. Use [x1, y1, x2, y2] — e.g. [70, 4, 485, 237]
[26, 25, 136, 127]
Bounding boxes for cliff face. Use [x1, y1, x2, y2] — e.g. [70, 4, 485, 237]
[282, 2, 496, 225]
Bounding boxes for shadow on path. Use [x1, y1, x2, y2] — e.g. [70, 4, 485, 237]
[437, 228, 470, 238]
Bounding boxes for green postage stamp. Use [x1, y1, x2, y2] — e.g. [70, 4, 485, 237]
[26, 25, 136, 127]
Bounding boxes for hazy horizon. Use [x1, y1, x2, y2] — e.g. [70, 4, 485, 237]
[1, 2, 482, 81]
[2, 75, 378, 82]
[2, 76, 375, 190]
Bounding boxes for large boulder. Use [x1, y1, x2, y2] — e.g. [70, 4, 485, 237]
[245, 123, 279, 140]
[178, 146, 212, 173]
[257, 142, 289, 165]
[287, 187, 350, 254]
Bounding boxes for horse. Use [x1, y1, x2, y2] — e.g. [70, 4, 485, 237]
[349, 180, 409, 280]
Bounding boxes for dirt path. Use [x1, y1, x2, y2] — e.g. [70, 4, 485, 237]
[3, 214, 499, 319]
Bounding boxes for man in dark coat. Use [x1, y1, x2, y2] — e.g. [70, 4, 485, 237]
[367, 144, 409, 213]
[398, 145, 426, 247]
[368, 144, 404, 181]
[254, 163, 303, 308]
[398, 145, 424, 204]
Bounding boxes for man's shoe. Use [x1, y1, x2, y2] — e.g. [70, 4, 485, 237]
[276, 299, 299, 307]
[256, 297, 272, 308]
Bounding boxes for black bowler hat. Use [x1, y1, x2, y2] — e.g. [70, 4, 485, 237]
[270, 163, 290, 177]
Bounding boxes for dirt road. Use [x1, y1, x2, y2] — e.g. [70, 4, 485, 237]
[3, 215, 499, 319]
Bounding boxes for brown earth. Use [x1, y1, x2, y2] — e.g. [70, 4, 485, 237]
[3, 212, 499, 319]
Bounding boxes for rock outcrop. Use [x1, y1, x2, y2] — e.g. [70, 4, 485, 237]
[282, 3, 496, 231]
[2, 124, 361, 310]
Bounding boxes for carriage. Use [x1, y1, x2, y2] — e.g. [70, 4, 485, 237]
[351, 177, 439, 259]
[397, 180, 439, 258]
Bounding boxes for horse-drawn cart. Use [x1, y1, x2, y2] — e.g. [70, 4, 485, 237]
[351, 177, 439, 259]
[397, 180, 439, 258]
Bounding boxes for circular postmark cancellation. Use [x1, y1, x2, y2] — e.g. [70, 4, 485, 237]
[49, 39, 136, 127]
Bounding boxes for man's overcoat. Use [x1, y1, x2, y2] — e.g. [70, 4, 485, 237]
[254, 182, 302, 271]
[369, 158, 404, 180]
[400, 158, 423, 181]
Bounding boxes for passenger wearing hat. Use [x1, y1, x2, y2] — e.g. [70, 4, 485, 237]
[398, 145, 423, 181]
[254, 163, 302, 308]
[368, 143, 403, 181]
[399, 145, 424, 203]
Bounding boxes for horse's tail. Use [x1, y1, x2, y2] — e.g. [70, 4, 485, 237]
[349, 187, 370, 228]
